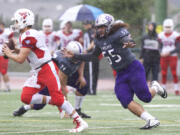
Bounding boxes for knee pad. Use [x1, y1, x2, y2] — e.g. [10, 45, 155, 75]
[77, 86, 88, 96]
[33, 104, 46, 110]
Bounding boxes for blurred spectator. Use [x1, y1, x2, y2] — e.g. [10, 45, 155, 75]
[0, 22, 15, 92]
[158, 19, 180, 95]
[83, 20, 100, 95]
[39, 18, 60, 56]
[139, 22, 160, 81]
[57, 21, 83, 49]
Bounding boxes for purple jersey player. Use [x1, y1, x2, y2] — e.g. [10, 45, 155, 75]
[63, 13, 168, 129]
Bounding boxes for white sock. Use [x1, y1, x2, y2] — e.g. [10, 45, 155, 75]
[24, 105, 31, 110]
[75, 96, 84, 110]
[30, 93, 43, 104]
[5, 82, 10, 90]
[140, 111, 155, 122]
[174, 83, 179, 90]
[46, 96, 51, 104]
[61, 100, 74, 115]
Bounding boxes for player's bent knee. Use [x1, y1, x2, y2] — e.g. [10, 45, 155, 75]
[139, 95, 152, 103]
[21, 93, 32, 104]
[33, 104, 46, 110]
[51, 93, 64, 106]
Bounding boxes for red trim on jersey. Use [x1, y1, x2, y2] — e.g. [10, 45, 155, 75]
[8, 32, 14, 39]
[22, 37, 45, 58]
[175, 36, 180, 44]
[53, 35, 60, 41]
[165, 32, 173, 37]
[22, 37, 37, 49]
[75, 31, 83, 42]
[62, 31, 72, 36]
[32, 46, 45, 59]
[44, 32, 52, 36]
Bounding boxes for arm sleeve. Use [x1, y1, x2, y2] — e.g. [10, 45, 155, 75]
[74, 45, 102, 61]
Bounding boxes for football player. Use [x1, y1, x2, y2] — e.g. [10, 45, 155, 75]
[39, 18, 60, 55]
[63, 13, 168, 129]
[57, 20, 83, 48]
[2, 8, 88, 133]
[0, 22, 15, 92]
[13, 41, 91, 118]
[158, 19, 180, 95]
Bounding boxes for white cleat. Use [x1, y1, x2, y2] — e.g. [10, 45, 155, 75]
[140, 119, 160, 129]
[69, 116, 88, 133]
[151, 81, 168, 98]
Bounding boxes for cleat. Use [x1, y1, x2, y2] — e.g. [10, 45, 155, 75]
[13, 106, 27, 116]
[69, 116, 88, 133]
[140, 119, 160, 129]
[76, 108, 91, 118]
[151, 81, 168, 98]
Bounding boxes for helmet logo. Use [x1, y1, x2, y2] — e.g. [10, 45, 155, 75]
[105, 16, 112, 22]
[19, 12, 28, 19]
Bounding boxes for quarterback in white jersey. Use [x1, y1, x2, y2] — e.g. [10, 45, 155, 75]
[2, 8, 87, 133]
[39, 18, 60, 55]
[56, 21, 83, 49]
[0, 22, 14, 91]
[158, 19, 180, 95]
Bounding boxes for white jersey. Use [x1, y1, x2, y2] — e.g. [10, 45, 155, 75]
[38, 31, 59, 54]
[56, 29, 82, 48]
[158, 31, 180, 56]
[0, 28, 13, 56]
[20, 29, 51, 70]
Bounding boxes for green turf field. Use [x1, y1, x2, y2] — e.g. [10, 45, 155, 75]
[0, 90, 180, 135]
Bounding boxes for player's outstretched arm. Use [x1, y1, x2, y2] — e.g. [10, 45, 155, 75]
[63, 46, 101, 61]
[2, 45, 31, 64]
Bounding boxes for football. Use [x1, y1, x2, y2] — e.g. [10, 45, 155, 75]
[6, 39, 15, 50]
[3, 39, 16, 59]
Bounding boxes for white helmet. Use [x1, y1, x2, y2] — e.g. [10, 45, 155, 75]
[66, 41, 83, 54]
[163, 18, 174, 33]
[42, 18, 53, 32]
[11, 8, 34, 32]
[60, 20, 69, 29]
[115, 19, 124, 24]
[95, 13, 114, 28]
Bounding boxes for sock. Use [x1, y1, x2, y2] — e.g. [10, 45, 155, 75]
[5, 82, 10, 90]
[61, 100, 74, 115]
[30, 93, 43, 104]
[140, 111, 155, 122]
[24, 105, 31, 110]
[75, 95, 85, 110]
[46, 96, 51, 104]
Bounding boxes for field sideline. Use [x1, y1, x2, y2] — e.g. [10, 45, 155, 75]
[0, 90, 180, 135]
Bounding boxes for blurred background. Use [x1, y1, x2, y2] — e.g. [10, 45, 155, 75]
[0, 0, 180, 91]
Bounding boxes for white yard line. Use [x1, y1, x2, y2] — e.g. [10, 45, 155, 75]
[0, 124, 180, 135]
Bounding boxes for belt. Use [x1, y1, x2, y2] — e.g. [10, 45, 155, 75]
[35, 60, 52, 70]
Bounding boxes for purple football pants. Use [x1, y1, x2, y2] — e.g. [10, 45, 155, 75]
[115, 60, 152, 108]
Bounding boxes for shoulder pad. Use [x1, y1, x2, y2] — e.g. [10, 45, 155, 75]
[118, 28, 129, 38]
